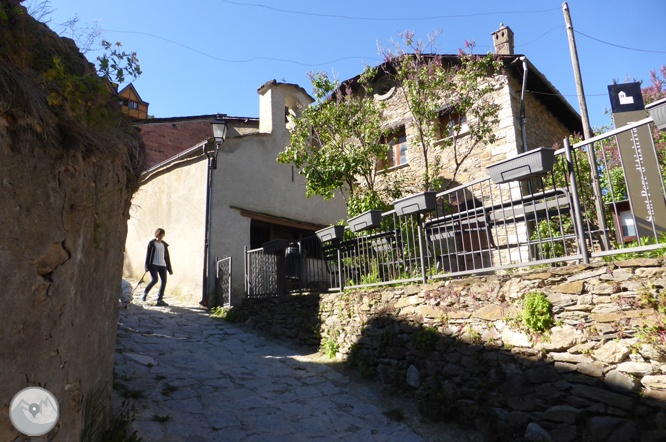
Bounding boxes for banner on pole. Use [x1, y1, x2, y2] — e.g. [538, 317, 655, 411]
[608, 82, 666, 240]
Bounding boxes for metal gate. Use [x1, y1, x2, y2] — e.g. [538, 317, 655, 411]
[216, 256, 232, 307]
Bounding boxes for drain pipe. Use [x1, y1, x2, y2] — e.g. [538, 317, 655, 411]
[519, 56, 529, 153]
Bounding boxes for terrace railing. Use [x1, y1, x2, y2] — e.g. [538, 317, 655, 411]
[245, 117, 665, 297]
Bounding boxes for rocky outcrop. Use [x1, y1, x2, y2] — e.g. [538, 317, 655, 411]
[0, 3, 142, 439]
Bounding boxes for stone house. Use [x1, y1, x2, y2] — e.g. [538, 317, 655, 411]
[341, 25, 583, 195]
[334, 25, 584, 270]
[123, 81, 348, 305]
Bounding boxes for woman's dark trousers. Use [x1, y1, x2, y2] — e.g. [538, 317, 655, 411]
[144, 264, 167, 301]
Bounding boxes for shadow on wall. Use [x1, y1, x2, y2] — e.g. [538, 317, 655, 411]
[123, 253, 137, 280]
[231, 290, 666, 442]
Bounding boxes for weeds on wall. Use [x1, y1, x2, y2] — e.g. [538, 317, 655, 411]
[521, 291, 553, 333]
[320, 335, 339, 359]
[210, 306, 237, 322]
[81, 388, 142, 442]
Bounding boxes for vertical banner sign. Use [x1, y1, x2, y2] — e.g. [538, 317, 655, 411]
[608, 82, 666, 240]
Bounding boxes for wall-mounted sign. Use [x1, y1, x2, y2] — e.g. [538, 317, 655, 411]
[608, 82, 666, 241]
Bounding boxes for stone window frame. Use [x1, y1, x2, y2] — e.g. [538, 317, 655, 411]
[373, 79, 398, 102]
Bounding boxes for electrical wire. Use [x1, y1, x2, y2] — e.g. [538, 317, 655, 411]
[104, 29, 381, 66]
[219, 0, 561, 21]
[515, 26, 563, 48]
[527, 90, 608, 98]
[574, 30, 666, 54]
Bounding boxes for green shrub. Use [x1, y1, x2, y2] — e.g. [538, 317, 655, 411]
[320, 336, 339, 359]
[522, 291, 553, 333]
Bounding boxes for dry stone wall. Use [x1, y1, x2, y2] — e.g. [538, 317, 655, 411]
[234, 259, 666, 442]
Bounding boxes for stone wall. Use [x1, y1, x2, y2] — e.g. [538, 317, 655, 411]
[373, 75, 517, 195]
[233, 259, 666, 441]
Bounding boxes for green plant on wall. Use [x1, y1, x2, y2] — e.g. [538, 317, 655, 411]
[320, 336, 339, 359]
[602, 234, 666, 262]
[522, 291, 553, 333]
[414, 326, 438, 351]
[211, 306, 237, 322]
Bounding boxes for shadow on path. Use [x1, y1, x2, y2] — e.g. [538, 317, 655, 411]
[112, 301, 482, 442]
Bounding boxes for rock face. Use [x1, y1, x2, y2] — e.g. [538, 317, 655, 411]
[0, 6, 142, 440]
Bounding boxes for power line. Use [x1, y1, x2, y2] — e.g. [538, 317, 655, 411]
[515, 26, 563, 48]
[574, 30, 666, 54]
[527, 89, 608, 98]
[220, 0, 560, 21]
[104, 29, 382, 66]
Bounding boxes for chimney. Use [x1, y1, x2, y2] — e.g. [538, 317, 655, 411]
[491, 24, 514, 55]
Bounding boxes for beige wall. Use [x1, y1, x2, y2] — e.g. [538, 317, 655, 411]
[125, 82, 347, 306]
[123, 158, 208, 303]
[210, 83, 348, 304]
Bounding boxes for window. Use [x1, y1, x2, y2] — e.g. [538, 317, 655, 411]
[380, 128, 408, 169]
[373, 79, 397, 101]
[439, 112, 468, 138]
[129, 101, 139, 109]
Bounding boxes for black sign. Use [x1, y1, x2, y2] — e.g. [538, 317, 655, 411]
[608, 82, 645, 113]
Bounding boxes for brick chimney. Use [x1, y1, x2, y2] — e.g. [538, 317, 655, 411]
[491, 24, 514, 55]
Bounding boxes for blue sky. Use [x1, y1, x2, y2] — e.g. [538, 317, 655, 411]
[37, 0, 665, 129]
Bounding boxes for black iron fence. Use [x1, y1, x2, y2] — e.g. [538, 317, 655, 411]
[244, 117, 666, 296]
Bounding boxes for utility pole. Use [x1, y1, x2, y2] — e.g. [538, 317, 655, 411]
[562, 2, 610, 251]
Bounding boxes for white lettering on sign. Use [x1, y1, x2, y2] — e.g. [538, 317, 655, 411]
[619, 91, 635, 105]
[630, 126, 654, 222]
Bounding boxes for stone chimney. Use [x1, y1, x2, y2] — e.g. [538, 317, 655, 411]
[491, 24, 514, 55]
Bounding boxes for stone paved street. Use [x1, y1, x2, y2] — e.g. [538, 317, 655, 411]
[113, 301, 482, 441]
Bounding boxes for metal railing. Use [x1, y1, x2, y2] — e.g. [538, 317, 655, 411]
[215, 256, 231, 307]
[244, 117, 665, 297]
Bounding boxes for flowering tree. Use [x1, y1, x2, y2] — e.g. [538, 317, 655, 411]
[379, 32, 503, 191]
[277, 69, 402, 217]
[280, 31, 505, 217]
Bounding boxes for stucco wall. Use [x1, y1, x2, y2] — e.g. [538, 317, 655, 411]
[123, 158, 208, 303]
[209, 83, 348, 304]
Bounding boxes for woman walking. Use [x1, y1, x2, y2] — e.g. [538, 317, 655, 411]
[142, 228, 173, 306]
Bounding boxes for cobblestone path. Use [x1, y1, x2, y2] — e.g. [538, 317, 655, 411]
[113, 302, 427, 442]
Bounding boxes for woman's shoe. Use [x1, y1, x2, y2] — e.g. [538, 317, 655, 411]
[155, 300, 169, 306]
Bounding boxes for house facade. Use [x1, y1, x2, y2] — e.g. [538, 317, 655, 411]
[351, 26, 582, 197]
[329, 25, 584, 272]
[123, 81, 348, 305]
[118, 83, 149, 120]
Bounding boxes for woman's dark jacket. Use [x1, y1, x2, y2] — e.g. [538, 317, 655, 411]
[145, 239, 173, 274]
